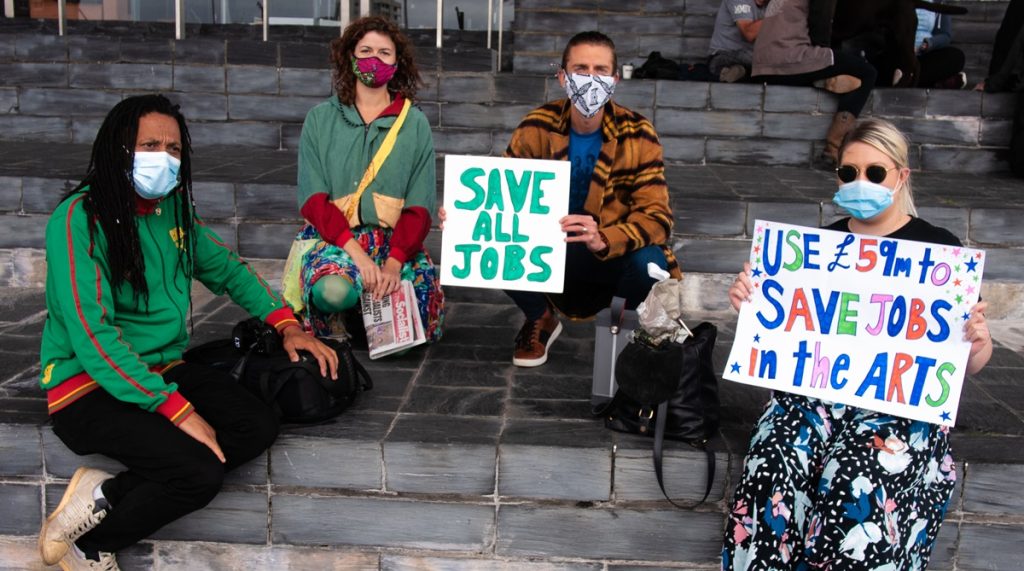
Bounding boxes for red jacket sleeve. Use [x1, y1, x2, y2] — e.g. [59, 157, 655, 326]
[300, 193, 354, 247]
[388, 206, 432, 264]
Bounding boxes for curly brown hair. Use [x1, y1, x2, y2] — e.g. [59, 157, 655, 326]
[330, 16, 422, 106]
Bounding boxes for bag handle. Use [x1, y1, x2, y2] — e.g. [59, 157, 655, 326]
[652, 401, 716, 508]
[609, 296, 627, 329]
[342, 98, 412, 225]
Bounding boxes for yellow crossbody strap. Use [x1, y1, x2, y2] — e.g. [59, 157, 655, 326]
[343, 98, 412, 224]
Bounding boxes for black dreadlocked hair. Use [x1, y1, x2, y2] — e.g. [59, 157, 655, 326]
[65, 94, 196, 305]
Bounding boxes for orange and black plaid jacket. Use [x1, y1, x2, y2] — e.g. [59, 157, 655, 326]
[504, 98, 680, 278]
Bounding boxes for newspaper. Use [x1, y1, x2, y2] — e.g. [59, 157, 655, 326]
[360, 280, 426, 359]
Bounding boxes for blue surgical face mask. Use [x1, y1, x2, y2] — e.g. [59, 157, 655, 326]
[833, 180, 896, 220]
[133, 151, 181, 200]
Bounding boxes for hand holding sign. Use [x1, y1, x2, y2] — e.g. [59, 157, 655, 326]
[561, 214, 607, 253]
[441, 155, 570, 293]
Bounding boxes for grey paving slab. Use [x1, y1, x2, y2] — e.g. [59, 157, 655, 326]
[384, 440, 496, 494]
[272, 495, 495, 550]
[614, 447, 727, 502]
[957, 523, 1022, 571]
[764, 84, 819, 113]
[279, 68, 332, 98]
[0, 423, 40, 476]
[382, 556, 600, 571]
[499, 444, 611, 500]
[271, 435, 382, 490]
[17, 87, 121, 117]
[705, 138, 812, 167]
[963, 463, 1024, 515]
[227, 66, 279, 95]
[69, 63, 172, 91]
[496, 505, 723, 563]
[0, 484, 40, 535]
[149, 490, 268, 544]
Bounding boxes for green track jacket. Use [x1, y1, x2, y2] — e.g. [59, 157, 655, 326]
[40, 190, 299, 424]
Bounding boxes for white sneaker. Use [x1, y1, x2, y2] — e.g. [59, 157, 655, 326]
[39, 467, 113, 565]
[59, 544, 120, 571]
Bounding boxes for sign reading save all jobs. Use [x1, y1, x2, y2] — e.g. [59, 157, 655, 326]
[723, 220, 986, 427]
[441, 155, 570, 293]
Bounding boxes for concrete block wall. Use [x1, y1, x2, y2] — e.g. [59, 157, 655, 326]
[512, 0, 1006, 85]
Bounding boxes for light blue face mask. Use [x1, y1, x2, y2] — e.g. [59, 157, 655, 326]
[833, 180, 896, 220]
[133, 151, 181, 200]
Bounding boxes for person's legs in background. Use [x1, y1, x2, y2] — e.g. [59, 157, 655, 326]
[918, 46, 967, 88]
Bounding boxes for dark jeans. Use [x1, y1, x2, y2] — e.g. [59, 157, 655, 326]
[506, 243, 668, 320]
[754, 49, 877, 116]
[872, 47, 965, 88]
[51, 362, 279, 553]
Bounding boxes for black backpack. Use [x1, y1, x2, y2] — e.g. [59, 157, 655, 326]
[598, 322, 720, 505]
[184, 319, 373, 424]
[633, 51, 682, 80]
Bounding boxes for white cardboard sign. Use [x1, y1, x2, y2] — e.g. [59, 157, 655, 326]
[723, 220, 986, 427]
[440, 154, 570, 293]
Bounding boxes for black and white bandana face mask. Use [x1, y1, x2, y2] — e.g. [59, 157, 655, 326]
[563, 72, 616, 119]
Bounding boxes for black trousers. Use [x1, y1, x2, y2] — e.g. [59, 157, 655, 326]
[754, 49, 877, 116]
[872, 47, 965, 88]
[51, 362, 279, 553]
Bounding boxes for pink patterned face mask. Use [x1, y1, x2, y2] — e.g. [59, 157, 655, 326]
[351, 55, 397, 88]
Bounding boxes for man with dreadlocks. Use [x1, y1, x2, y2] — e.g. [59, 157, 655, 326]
[36, 94, 339, 570]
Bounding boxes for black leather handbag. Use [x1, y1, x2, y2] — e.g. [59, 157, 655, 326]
[602, 321, 719, 505]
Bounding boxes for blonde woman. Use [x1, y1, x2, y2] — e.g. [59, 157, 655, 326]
[722, 118, 992, 569]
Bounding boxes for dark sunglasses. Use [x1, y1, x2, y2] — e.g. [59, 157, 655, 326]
[836, 164, 898, 184]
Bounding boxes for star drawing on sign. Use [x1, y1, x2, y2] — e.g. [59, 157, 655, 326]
[955, 294, 964, 304]
[975, 252, 982, 259]
[754, 334, 761, 343]
[962, 312, 971, 321]
[952, 248, 961, 257]
[954, 264, 961, 272]
[940, 411, 952, 422]
[953, 278, 962, 287]
[965, 258, 978, 272]
[966, 285, 975, 295]
[754, 245, 761, 254]
[730, 362, 741, 373]
[752, 267, 763, 278]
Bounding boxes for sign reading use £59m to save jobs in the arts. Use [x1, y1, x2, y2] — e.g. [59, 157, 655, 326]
[441, 155, 570, 293]
[723, 220, 986, 427]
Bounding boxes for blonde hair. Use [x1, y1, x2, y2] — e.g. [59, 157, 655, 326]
[838, 118, 918, 217]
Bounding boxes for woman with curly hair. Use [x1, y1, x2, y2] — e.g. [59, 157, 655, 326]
[291, 15, 443, 344]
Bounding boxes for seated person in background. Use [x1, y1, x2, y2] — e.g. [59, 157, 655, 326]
[38, 94, 338, 570]
[502, 31, 680, 367]
[872, 9, 966, 88]
[708, 0, 768, 83]
[752, 0, 877, 163]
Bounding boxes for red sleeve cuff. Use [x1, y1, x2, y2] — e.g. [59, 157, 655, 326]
[156, 391, 195, 426]
[266, 307, 299, 332]
[300, 193, 353, 246]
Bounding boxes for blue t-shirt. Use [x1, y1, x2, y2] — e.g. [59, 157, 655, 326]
[568, 127, 602, 214]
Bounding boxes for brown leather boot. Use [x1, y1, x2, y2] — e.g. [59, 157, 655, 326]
[822, 111, 857, 164]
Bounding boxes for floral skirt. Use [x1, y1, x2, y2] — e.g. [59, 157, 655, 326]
[296, 224, 444, 341]
[721, 393, 956, 570]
